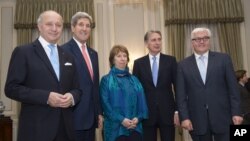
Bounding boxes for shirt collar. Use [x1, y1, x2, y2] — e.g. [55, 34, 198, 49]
[38, 36, 57, 48]
[73, 37, 87, 49]
[194, 51, 209, 60]
[149, 53, 160, 60]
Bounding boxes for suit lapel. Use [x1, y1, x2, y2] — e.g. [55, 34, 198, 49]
[205, 51, 215, 84]
[58, 46, 66, 82]
[69, 39, 93, 82]
[69, 39, 85, 64]
[33, 40, 59, 81]
[143, 55, 155, 86]
[86, 46, 96, 80]
[189, 54, 204, 85]
[157, 54, 164, 85]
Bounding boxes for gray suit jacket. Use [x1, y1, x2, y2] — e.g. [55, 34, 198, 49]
[176, 51, 241, 135]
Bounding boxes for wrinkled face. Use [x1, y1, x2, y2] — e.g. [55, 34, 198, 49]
[114, 51, 128, 70]
[38, 11, 63, 44]
[192, 30, 210, 55]
[146, 33, 162, 55]
[72, 18, 91, 44]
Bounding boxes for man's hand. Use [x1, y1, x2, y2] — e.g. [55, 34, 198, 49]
[232, 116, 243, 125]
[174, 112, 180, 126]
[48, 92, 64, 107]
[181, 119, 193, 131]
[48, 92, 73, 108]
[98, 115, 104, 128]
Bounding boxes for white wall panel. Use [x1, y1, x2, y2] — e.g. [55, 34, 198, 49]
[1, 6, 16, 116]
[113, 3, 145, 70]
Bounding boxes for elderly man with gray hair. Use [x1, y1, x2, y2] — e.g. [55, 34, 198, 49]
[62, 12, 103, 141]
[176, 27, 243, 141]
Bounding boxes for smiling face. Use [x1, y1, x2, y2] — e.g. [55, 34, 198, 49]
[191, 29, 211, 55]
[145, 32, 162, 56]
[37, 11, 63, 44]
[72, 17, 91, 44]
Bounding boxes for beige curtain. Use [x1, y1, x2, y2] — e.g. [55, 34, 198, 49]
[14, 0, 94, 46]
[163, 0, 244, 69]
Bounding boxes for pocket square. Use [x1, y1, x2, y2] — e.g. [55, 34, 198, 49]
[64, 62, 72, 66]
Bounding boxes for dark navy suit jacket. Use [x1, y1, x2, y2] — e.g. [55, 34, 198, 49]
[133, 53, 177, 126]
[5, 39, 81, 141]
[176, 51, 241, 135]
[62, 39, 102, 130]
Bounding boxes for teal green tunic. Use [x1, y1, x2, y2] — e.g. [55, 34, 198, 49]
[100, 67, 148, 141]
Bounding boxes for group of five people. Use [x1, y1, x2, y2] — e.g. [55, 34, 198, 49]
[4, 10, 244, 141]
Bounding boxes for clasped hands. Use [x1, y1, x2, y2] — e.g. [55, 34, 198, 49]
[48, 92, 73, 108]
[122, 118, 138, 129]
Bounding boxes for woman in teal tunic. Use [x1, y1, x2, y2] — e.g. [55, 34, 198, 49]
[100, 45, 148, 141]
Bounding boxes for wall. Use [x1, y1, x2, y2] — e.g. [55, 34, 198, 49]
[94, 0, 165, 76]
[242, 0, 250, 73]
[0, 0, 18, 140]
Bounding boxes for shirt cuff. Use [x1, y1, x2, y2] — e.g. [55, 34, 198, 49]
[70, 94, 75, 106]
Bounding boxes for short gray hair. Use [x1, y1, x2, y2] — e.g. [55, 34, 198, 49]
[191, 27, 212, 39]
[71, 12, 92, 27]
[144, 30, 162, 42]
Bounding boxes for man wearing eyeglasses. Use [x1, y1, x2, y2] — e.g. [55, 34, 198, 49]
[176, 27, 243, 141]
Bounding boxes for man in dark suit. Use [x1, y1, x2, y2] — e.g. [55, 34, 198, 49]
[133, 30, 179, 141]
[244, 77, 250, 92]
[4, 10, 81, 141]
[176, 27, 243, 141]
[235, 70, 250, 124]
[61, 12, 103, 141]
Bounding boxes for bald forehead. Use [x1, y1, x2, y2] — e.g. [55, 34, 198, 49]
[38, 10, 63, 24]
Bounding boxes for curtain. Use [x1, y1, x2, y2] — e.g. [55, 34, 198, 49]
[163, 0, 244, 70]
[14, 0, 94, 46]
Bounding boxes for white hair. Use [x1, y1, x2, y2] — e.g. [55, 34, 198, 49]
[191, 27, 212, 39]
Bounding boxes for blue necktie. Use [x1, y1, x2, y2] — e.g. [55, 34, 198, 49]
[198, 55, 206, 83]
[48, 44, 59, 80]
[152, 56, 158, 86]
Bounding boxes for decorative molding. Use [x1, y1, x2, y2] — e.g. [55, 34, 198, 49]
[1, 5, 17, 117]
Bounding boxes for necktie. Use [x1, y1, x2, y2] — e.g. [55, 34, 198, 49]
[81, 44, 94, 81]
[198, 55, 207, 84]
[48, 44, 60, 80]
[152, 56, 158, 86]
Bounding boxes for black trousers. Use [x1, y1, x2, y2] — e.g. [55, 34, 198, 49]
[53, 115, 74, 141]
[143, 106, 175, 141]
[190, 110, 229, 141]
[75, 126, 95, 141]
[116, 131, 142, 141]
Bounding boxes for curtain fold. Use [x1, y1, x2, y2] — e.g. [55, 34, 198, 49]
[15, 0, 94, 29]
[15, 0, 94, 46]
[163, 0, 244, 70]
[166, 25, 185, 62]
[164, 0, 244, 25]
[217, 23, 243, 69]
